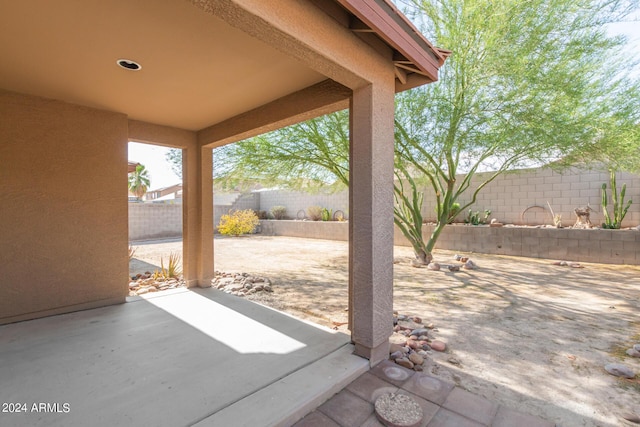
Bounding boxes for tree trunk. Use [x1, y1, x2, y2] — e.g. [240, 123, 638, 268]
[412, 248, 432, 266]
[424, 220, 447, 262]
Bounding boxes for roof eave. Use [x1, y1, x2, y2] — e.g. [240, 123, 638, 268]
[335, 0, 448, 82]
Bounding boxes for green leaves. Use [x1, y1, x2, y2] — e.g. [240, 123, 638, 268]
[128, 164, 151, 199]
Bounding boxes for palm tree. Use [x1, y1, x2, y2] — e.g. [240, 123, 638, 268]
[128, 164, 151, 200]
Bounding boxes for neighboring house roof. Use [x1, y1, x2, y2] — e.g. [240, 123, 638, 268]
[127, 162, 140, 173]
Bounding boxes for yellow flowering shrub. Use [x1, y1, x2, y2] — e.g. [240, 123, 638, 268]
[217, 209, 260, 236]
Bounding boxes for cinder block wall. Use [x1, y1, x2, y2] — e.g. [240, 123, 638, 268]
[425, 167, 640, 228]
[259, 189, 348, 219]
[129, 203, 183, 240]
[259, 220, 639, 265]
[257, 167, 639, 228]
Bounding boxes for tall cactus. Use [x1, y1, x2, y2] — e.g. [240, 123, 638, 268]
[601, 171, 632, 229]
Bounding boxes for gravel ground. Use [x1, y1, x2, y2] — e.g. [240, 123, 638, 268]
[130, 235, 640, 427]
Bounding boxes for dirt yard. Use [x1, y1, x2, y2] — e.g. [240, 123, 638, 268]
[130, 235, 640, 427]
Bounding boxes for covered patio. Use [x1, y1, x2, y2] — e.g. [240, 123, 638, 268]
[0, 0, 447, 362]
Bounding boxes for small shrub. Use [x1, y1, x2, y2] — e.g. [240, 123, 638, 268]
[321, 207, 333, 221]
[159, 252, 182, 279]
[218, 209, 260, 236]
[307, 205, 323, 221]
[254, 210, 268, 219]
[465, 209, 491, 225]
[270, 206, 287, 220]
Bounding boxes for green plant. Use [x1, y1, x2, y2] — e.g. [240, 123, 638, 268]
[254, 210, 268, 219]
[465, 209, 491, 225]
[436, 202, 461, 223]
[270, 206, 287, 220]
[307, 205, 322, 221]
[601, 171, 632, 229]
[159, 252, 182, 279]
[217, 209, 260, 236]
[321, 207, 333, 221]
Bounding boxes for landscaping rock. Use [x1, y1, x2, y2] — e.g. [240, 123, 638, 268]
[211, 271, 274, 297]
[390, 343, 405, 353]
[396, 357, 414, 370]
[390, 333, 409, 345]
[621, 412, 640, 424]
[447, 265, 460, 272]
[427, 262, 441, 271]
[390, 351, 404, 360]
[626, 348, 640, 358]
[463, 259, 476, 270]
[604, 363, 636, 379]
[397, 320, 422, 331]
[410, 328, 431, 337]
[406, 339, 420, 350]
[430, 340, 447, 352]
[634, 344, 640, 352]
[409, 352, 424, 365]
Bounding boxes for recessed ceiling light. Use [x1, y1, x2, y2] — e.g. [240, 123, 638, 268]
[116, 59, 142, 71]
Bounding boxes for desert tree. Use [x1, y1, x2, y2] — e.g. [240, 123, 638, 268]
[128, 164, 151, 200]
[168, 0, 640, 265]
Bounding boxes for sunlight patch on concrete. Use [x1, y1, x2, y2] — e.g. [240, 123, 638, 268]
[140, 290, 306, 354]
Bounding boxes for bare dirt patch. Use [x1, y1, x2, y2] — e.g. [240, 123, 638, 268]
[131, 235, 640, 427]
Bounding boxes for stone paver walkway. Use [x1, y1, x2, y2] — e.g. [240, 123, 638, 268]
[294, 360, 555, 427]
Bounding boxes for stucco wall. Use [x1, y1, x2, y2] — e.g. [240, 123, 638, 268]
[0, 91, 129, 324]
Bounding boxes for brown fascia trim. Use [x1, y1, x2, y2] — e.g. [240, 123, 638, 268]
[335, 0, 449, 81]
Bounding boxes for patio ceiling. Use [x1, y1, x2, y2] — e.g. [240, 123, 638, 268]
[0, 0, 447, 133]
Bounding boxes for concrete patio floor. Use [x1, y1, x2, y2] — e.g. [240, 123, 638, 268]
[0, 288, 366, 427]
[1, 288, 556, 427]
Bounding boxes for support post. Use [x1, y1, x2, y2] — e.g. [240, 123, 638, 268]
[348, 81, 395, 366]
[183, 146, 214, 287]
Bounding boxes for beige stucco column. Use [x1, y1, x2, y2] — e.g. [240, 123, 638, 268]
[349, 81, 395, 366]
[183, 145, 214, 287]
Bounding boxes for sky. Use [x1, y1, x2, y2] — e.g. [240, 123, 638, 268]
[129, 18, 640, 191]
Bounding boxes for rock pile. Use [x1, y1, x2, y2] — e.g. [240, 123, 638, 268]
[129, 272, 186, 296]
[212, 271, 273, 297]
[389, 312, 448, 371]
[426, 254, 478, 272]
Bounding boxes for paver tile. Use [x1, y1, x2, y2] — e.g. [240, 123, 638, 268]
[442, 387, 498, 425]
[317, 389, 373, 427]
[292, 410, 341, 427]
[396, 390, 441, 427]
[401, 372, 455, 405]
[426, 408, 485, 427]
[369, 359, 415, 387]
[346, 371, 399, 403]
[361, 413, 386, 427]
[492, 405, 555, 427]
